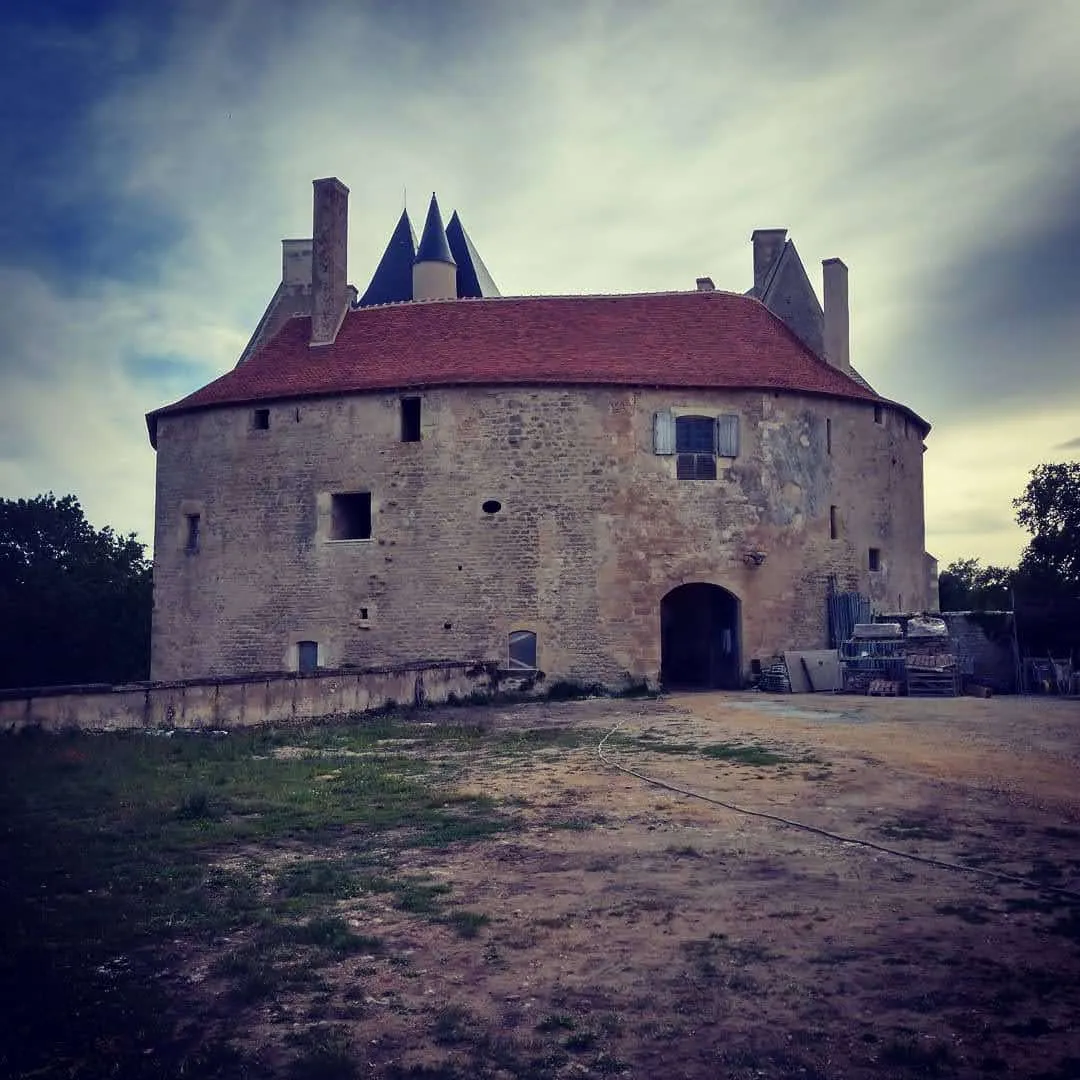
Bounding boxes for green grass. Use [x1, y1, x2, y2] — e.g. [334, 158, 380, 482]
[0, 717, 542, 1078]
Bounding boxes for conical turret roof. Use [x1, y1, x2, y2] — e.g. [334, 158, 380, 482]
[357, 208, 417, 307]
[446, 211, 500, 299]
[415, 193, 455, 266]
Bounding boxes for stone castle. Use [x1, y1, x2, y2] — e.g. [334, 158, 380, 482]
[147, 177, 933, 689]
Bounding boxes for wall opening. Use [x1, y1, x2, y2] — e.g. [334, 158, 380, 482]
[826, 417, 832, 455]
[482, 499, 502, 514]
[253, 408, 270, 431]
[185, 513, 201, 554]
[330, 493, 372, 540]
[829, 505, 839, 540]
[660, 583, 740, 690]
[675, 415, 718, 480]
[401, 397, 421, 442]
[874, 404, 884, 425]
[869, 547, 882, 571]
[508, 630, 537, 670]
[297, 640, 319, 674]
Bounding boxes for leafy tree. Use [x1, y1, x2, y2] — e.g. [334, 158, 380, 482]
[1014, 462, 1080, 596]
[938, 557, 1014, 611]
[0, 494, 152, 689]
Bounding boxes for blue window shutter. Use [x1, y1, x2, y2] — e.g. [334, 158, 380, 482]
[716, 414, 739, 457]
[653, 410, 675, 455]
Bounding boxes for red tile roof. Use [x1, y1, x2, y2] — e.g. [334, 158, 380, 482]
[147, 291, 927, 445]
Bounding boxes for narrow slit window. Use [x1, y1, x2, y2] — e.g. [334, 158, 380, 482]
[869, 547, 881, 571]
[826, 418, 832, 455]
[330, 493, 372, 540]
[297, 640, 319, 674]
[401, 397, 421, 442]
[508, 630, 537, 670]
[829, 505, 838, 540]
[253, 408, 270, 431]
[185, 513, 201, 554]
[874, 405, 884, 425]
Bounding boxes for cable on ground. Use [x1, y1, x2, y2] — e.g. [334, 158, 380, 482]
[596, 719, 1080, 903]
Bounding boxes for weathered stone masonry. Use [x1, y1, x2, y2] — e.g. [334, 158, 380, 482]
[151, 385, 927, 683]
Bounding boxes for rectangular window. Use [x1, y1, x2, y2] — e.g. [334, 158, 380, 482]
[401, 397, 421, 442]
[869, 547, 882, 571]
[675, 415, 718, 481]
[297, 640, 319, 674]
[829, 505, 838, 540]
[826, 418, 832, 455]
[253, 408, 270, 431]
[508, 630, 537, 670]
[874, 404, 884, 425]
[330, 493, 372, 540]
[185, 513, 201, 554]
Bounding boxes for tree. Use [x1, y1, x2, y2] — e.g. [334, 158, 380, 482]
[938, 557, 1014, 611]
[1014, 462, 1080, 595]
[0, 494, 152, 689]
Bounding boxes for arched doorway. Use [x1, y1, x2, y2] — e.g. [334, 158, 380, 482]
[660, 583, 741, 690]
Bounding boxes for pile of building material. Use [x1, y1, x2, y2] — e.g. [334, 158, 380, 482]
[838, 617, 963, 697]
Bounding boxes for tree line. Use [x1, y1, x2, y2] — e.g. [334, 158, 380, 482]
[939, 462, 1080, 611]
[0, 494, 151, 690]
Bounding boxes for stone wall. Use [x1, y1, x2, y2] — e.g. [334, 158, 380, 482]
[940, 611, 1017, 692]
[0, 661, 503, 734]
[151, 385, 928, 684]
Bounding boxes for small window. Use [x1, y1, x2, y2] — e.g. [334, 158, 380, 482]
[829, 505, 838, 540]
[297, 640, 319, 674]
[185, 513, 201, 554]
[253, 408, 270, 431]
[359, 607, 369, 621]
[401, 397, 421, 442]
[874, 405, 884, 425]
[826, 418, 832, 455]
[869, 547, 881, 571]
[330, 493, 372, 541]
[676, 415, 717, 481]
[508, 630, 537, 670]
[482, 499, 502, 515]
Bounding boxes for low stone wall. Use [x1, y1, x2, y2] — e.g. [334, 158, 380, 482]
[0, 660, 514, 734]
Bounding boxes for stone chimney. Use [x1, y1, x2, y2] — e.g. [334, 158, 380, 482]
[310, 177, 349, 347]
[822, 257, 850, 371]
[695, 276, 715, 292]
[751, 229, 787, 294]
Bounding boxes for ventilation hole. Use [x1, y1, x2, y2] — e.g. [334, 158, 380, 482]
[482, 499, 502, 515]
[443, 622, 453, 630]
[359, 607, 369, 620]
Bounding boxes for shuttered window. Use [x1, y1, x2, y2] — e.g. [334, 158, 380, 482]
[654, 410, 739, 478]
[297, 640, 319, 674]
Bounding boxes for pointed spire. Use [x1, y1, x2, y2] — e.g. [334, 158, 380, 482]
[415, 193, 455, 266]
[357, 208, 417, 307]
[446, 211, 500, 299]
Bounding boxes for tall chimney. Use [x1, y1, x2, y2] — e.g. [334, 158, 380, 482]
[750, 228, 787, 294]
[822, 257, 850, 371]
[310, 177, 349, 347]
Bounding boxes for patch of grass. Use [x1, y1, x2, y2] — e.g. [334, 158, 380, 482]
[702, 742, 799, 766]
[878, 816, 954, 843]
[393, 879, 454, 914]
[935, 902, 991, 925]
[665, 843, 703, 858]
[277, 859, 358, 899]
[536, 1013, 577, 1033]
[878, 1035, 954, 1075]
[286, 1027, 358, 1080]
[432, 1004, 476, 1046]
[444, 909, 491, 938]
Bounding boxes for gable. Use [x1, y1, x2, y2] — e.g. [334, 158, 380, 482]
[761, 241, 825, 359]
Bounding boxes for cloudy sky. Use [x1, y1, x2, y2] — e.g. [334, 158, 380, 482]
[1, 0, 1078, 566]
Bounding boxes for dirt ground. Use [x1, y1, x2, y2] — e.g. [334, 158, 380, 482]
[208, 691, 1080, 1079]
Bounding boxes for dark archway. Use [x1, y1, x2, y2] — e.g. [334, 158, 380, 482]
[660, 583, 741, 690]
